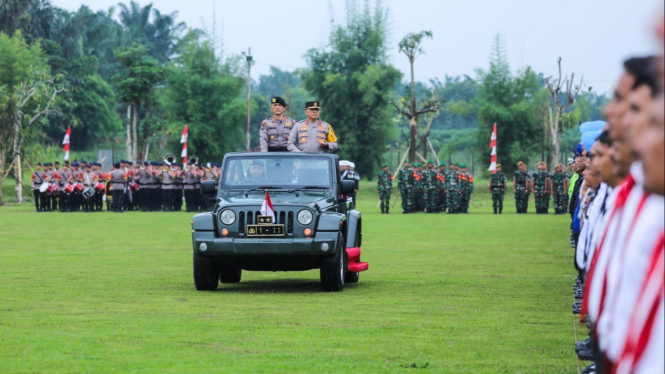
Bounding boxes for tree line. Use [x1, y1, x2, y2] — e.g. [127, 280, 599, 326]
[0, 0, 608, 188]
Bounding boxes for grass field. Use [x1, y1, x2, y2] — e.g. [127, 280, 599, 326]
[0, 182, 580, 373]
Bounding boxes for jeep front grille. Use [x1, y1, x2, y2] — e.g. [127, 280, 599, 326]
[238, 210, 294, 235]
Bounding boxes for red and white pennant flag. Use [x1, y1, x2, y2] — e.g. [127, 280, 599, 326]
[488, 123, 497, 174]
[62, 126, 71, 161]
[180, 125, 188, 160]
[260, 190, 276, 223]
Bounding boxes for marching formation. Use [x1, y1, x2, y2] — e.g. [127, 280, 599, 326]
[381, 160, 474, 214]
[31, 160, 220, 213]
[567, 16, 664, 374]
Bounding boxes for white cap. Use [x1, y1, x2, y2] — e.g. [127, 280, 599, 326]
[349, 162, 356, 169]
[340, 161, 351, 167]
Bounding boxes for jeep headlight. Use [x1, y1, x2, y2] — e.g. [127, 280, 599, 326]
[220, 210, 236, 225]
[297, 210, 313, 225]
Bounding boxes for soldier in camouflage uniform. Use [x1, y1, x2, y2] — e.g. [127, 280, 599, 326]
[532, 162, 551, 214]
[457, 163, 467, 213]
[422, 161, 439, 213]
[377, 163, 393, 214]
[552, 163, 570, 214]
[436, 163, 447, 213]
[459, 163, 474, 213]
[398, 161, 415, 213]
[412, 163, 423, 212]
[513, 161, 530, 213]
[446, 162, 461, 214]
[489, 163, 507, 214]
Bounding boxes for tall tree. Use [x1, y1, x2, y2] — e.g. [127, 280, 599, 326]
[302, 0, 401, 177]
[391, 30, 440, 163]
[543, 57, 584, 168]
[0, 31, 62, 203]
[113, 43, 167, 161]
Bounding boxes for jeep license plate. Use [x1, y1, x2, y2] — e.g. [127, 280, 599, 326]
[246, 224, 285, 237]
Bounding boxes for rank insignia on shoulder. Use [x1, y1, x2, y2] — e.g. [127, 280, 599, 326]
[301, 138, 306, 143]
[270, 135, 275, 139]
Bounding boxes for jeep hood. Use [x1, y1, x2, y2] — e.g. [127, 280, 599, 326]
[220, 193, 329, 206]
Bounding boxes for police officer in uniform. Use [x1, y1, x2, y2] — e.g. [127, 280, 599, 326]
[109, 163, 127, 213]
[287, 101, 338, 153]
[158, 163, 178, 212]
[181, 161, 199, 212]
[52, 161, 62, 211]
[340, 161, 360, 209]
[202, 163, 219, 211]
[260, 96, 297, 152]
[59, 162, 72, 212]
[82, 163, 97, 212]
[31, 163, 44, 212]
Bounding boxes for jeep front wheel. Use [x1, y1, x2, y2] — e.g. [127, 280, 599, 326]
[193, 253, 220, 291]
[320, 234, 346, 292]
[220, 263, 242, 284]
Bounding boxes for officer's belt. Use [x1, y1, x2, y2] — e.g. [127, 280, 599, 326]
[269, 147, 288, 152]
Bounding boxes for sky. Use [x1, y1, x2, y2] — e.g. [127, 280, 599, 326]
[53, 0, 663, 94]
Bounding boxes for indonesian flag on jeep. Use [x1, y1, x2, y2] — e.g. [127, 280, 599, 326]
[261, 190, 275, 223]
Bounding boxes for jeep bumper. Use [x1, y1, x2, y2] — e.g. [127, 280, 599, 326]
[192, 230, 340, 256]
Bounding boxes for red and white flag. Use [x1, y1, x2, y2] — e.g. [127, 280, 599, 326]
[260, 190, 276, 223]
[62, 126, 71, 161]
[488, 123, 497, 174]
[180, 125, 188, 159]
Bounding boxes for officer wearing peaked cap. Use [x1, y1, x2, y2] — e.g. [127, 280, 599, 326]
[260, 96, 297, 152]
[287, 101, 338, 153]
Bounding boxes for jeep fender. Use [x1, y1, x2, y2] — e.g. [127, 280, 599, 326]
[316, 212, 346, 231]
[192, 212, 215, 231]
[345, 210, 361, 248]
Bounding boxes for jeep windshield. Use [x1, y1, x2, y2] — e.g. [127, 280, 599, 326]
[221, 156, 333, 191]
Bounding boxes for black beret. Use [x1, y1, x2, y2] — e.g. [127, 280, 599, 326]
[305, 101, 321, 110]
[113, 163, 120, 168]
[54, 161, 60, 165]
[271, 96, 286, 106]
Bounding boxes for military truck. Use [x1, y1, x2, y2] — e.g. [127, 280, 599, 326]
[191, 152, 368, 292]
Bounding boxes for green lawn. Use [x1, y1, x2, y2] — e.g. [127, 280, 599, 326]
[0, 182, 579, 373]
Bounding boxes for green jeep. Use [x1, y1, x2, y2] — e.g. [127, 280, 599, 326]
[191, 152, 368, 292]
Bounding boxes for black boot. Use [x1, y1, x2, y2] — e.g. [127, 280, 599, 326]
[499, 208, 502, 214]
[385, 207, 389, 214]
[381, 207, 385, 214]
[493, 208, 497, 214]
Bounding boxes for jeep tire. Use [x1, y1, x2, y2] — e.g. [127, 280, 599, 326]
[320, 234, 346, 292]
[220, 263, 242, 284]
[193, 253, 220, 291]
[344, 271, 359, 283]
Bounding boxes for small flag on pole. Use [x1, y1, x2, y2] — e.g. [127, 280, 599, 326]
[62, 126, 71, 161]
[180, 125, 188, 160]
[489, 123, 497, 174]
[260, 190, 276, 223]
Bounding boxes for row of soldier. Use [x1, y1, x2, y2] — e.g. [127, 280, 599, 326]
[30, 160, 220, 213]
[566, 14, 664, 374]
[377, 161, 474, 214]
[499, 161, 572, 214]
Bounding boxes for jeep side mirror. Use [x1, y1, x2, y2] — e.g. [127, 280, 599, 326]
[341, 180, 355, 195]
[201, 180, 216, 195]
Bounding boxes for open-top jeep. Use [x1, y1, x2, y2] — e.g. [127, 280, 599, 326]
[191, 152, 368, 292]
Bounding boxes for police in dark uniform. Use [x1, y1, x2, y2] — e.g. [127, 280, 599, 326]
[260, 96, 297, 152]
